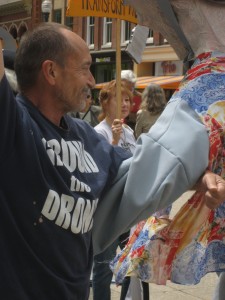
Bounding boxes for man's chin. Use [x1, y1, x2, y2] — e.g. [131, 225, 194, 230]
[79, 100, 86, 112]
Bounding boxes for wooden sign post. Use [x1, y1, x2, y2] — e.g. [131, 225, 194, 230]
[116, 18, 122, 118]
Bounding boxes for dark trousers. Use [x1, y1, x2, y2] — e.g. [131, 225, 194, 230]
[92, 232, 130, 300]
[120, 277, 149, 300]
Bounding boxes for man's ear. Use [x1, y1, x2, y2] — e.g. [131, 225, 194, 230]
[42, 60, 57, 85]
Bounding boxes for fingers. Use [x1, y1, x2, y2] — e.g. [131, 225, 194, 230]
[112, 126, 121, 132]
[204, 193, 222, 209]
[204, 190, 225, 209]
[111, 119, 123, 145]
[112, 119, 123, 126]
[112, 125, 122, 134]
[202, 171, 225, 209]
[201, 170, 218, 192]
[112, 119, 123, 134]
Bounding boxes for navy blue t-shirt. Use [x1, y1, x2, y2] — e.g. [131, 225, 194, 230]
[0, 75, 130, 300]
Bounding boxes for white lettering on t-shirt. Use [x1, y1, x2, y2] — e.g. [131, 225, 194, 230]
[42, 138, 99, 173]
[41, 189, 98, 233]
[40, 137, 101, 233]
[70, 176, 91, 192]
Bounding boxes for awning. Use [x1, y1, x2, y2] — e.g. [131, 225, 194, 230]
[94, 75, 184, 90]
[135, 75, 183, 90]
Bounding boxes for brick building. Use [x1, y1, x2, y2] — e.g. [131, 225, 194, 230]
[0, 0, 183, 91]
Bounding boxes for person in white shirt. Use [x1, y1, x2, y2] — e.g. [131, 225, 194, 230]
[93, 80, 149, 300]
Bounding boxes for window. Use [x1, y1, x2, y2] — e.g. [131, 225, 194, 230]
[102, 17, 112, 47]
[87, 17, 95, 49]
[65, 17, 73, 30]
[53, 9, 62, 24]
[121, 21, 132, 45]
[146, 29, 153, 44]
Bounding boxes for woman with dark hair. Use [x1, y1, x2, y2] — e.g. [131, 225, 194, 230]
[135, 83, 167, 139]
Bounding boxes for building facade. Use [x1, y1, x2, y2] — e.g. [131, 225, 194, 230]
[0, 0, 183, 88]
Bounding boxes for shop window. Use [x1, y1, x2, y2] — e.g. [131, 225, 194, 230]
[53, 9, 62, 24]
[94, 63, 114, 83]
[65, 17, 73, 30]
[102, 17, 112, 47]
[87, 17, 95, 49]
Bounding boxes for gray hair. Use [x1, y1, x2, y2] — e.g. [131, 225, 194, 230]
[121, 70, 137, 83]
[15, 22, 74, 94]
[140, 83, 167, 114]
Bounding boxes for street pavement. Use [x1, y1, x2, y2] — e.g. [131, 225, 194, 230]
[89, 191, 219, 300]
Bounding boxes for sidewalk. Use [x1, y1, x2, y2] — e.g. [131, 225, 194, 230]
[89, 191, 219, 300]
[89, 272, 218, 300]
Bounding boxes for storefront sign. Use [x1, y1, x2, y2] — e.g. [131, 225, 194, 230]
[66, 0, 137, 23]
[155, 61, 183, 76]
[96, 57, 111, 62]
[1, 0, 17, 4]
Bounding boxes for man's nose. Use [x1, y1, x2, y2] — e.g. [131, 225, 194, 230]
[88, 71, 96, 89]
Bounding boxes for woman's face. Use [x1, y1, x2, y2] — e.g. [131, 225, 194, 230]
[106, 92, 131, 120]
[121, 93, 132, 119]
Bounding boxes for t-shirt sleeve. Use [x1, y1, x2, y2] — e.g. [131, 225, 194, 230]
[93, 98, 209, 254]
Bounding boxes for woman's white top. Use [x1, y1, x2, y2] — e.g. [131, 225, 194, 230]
[94, 119, 136, 154]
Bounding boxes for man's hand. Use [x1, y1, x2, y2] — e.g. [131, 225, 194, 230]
[196, 171, 225, 209]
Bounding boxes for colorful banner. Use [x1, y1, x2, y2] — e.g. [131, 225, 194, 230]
[66, 0, 137, 24]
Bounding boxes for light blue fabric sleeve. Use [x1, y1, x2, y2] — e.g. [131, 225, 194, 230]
[93, 98, 209, 254]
